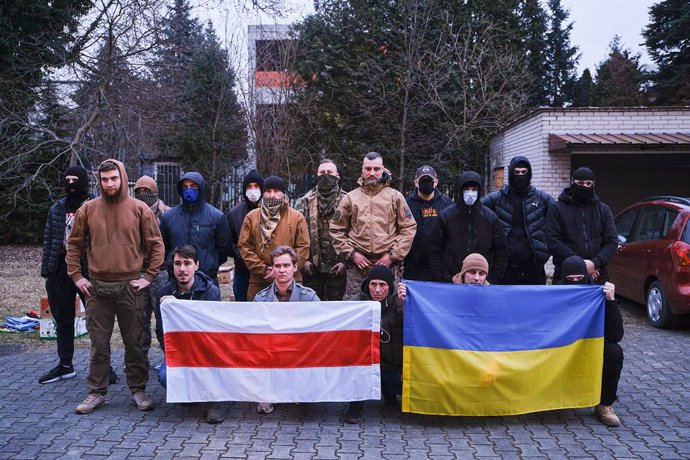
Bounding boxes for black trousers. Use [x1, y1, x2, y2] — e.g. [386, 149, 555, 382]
[502, 263, 546, 285]
[601, 342, 624, 406]
[45, 275, 81, 366]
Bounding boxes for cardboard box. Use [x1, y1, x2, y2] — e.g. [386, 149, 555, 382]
[39, 295, 87, 339]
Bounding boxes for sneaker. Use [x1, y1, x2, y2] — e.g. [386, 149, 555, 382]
[39, 364, 76, 384]
[205, 402, 225, 424]
[131, 391, 154, 411]
[109, 366, 119, 384]
[594, 404, 621, 427]
[76, 393, 106, 414]
[344, 402, 364, 424]
[256, 403, 274, 414]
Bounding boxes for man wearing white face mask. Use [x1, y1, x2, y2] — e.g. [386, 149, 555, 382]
[227, 170, 265, 301]
[429, 171, 508, 284]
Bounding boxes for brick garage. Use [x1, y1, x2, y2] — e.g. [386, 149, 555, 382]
[488, 107, 690, 214]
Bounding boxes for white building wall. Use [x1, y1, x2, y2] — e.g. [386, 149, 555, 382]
[489, 107, 690, 198]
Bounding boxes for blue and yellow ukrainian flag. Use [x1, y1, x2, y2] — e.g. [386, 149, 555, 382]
[402, 281, 605, 416]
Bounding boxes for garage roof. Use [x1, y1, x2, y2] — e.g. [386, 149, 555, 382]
[549, 133, 690, 153]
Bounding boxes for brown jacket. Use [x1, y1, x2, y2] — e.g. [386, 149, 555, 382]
[66, 159, 165, 283]
[330, 180, 417, 262]
[238, 203, 310, 284]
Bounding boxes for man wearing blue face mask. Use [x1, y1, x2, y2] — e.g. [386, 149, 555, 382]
[429, 171, 508, 284]
[159, 172, 232, 286]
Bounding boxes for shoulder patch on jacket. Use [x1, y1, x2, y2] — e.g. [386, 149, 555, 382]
[332, 210, 341, 221]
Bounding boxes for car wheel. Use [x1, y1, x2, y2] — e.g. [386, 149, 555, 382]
[647, 281, 678, 329]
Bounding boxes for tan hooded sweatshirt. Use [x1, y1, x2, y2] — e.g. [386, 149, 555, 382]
[67, 159, 165, 283]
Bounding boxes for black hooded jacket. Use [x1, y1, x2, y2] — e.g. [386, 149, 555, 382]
[226, 170, 264, 277]
[159, 172, 232, 279]
[348, 275, 403, 372]
[404, 188, 453, 280]
[545, 187, 618, 281]
[482, 156, 555, 265]
[429, 171, 508, 284]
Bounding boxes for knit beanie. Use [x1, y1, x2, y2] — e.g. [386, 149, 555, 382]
[460, 253, 489, 279]
[264, 175, 286, 194]
[572, 167, 595, 182]
[243, 169, 265, 192]
[134, 175, 158, 194]
[365, 265, 395, 294]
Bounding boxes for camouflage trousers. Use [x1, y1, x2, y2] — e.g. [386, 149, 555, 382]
[344, 263, 402, 299]
[302, 272, 346, 301]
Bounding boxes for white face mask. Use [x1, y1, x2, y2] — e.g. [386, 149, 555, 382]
[463, 190, 478, 206]
[245, 189, 261, 203]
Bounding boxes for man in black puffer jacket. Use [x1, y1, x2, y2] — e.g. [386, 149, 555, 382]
[226, 169, 264, 301]
[160, 172, 232, 283]
[429, 171, 508, 284]
[545, 167, 617, 284]
[483, 156, 555, 284]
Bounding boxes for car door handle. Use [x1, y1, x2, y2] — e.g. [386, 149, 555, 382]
[642, 249, 652, 255]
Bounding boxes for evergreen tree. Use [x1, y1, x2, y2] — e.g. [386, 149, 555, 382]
[594, 36, 648, 106]
[571, 68, 597, 107]
[152, 0, 204, 158]
[642, 0, 690, 104]
[176, 24, 247, 207]
[519, 0, 549, 106]
[544, 0, 579, 106]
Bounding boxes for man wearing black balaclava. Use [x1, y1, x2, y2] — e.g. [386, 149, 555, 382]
[295, 159, 348, 300]
[545, 166, 618, 284]
[39, 166, 118, 385]
[483, 156, 555, 284]
[559, 255, 624, 427]
[403, 165, 453, 281]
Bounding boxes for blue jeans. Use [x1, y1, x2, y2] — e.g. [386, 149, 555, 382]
[158, 360, 167, 388]
[233, 271, 250, 302]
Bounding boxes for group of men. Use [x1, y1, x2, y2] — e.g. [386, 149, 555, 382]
[39, 151, 623, 427]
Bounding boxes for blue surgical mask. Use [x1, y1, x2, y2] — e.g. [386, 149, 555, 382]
[182, 187, 199, 204]
[463, 190, 478, 206]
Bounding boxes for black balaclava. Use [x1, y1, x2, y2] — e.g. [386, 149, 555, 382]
[571, 166, 595, 204]
[508, 156, 531, 195]
[560, 255, 592, 285]
[64, 166, 90, 208]
[243, 169, 265, 207]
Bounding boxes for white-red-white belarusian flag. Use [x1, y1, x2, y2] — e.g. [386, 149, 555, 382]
[160, 299, 381, 403]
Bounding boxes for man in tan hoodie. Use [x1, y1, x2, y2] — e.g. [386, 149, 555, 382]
[67, 159, 165, 415]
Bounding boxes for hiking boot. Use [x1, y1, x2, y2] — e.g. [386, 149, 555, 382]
[39, 364, 76, 384]
[205, 402, 225, 424]
[76, 393, 106, 414]
[256, 403, 274, 414]
[131, 391, 154, 411]
[594, 404, 621, 427]
[344, 402, 364, 424]
[109, 366, 119, 384]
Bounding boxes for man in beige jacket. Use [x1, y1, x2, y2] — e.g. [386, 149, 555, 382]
[330, 152, 417, 298]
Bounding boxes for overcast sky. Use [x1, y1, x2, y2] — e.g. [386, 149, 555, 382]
[195, 0, 658, 77]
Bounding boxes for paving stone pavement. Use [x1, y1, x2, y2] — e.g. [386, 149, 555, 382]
[1, 301, 689, 459]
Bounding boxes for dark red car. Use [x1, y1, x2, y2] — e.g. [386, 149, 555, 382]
[609, 196, 690, 328]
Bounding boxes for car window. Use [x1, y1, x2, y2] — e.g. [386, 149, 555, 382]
[682, 218, 690, 244]
[633, 206, 666, 242]
[660, 210, 679, 239]
[615, 207, 640, 243]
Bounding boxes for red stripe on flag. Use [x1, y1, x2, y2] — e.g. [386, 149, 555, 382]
[165, 330, 380, 368]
